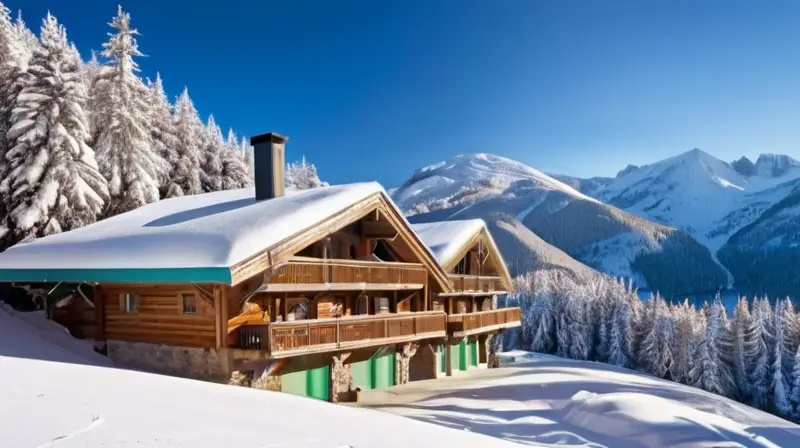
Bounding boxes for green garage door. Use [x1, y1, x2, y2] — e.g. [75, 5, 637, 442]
[469, 339, 479, 367]
[450, 340, 468, 372]
[373, 350, 396, 389]
[307, 365, 330, 400]
[280, 365, 330, 401]
[351, 357, 373, 391]
[350, 349, 396, 391]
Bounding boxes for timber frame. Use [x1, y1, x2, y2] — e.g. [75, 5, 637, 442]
[228, 192, 452, 293]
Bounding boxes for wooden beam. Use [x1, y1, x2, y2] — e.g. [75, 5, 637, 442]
[360, 221, 398, 240]
[220, 286, 229, 348]
[214, 286, 222, 350]
[94, 286, 106, 342]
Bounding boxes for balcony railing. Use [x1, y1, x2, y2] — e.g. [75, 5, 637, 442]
[234, 311, 447, 358]
[265, 258, 428, 290]
[448, 274, 507, 294]
[447, 307, 522, 336]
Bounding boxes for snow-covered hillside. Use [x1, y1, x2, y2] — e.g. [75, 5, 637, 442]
[393, 153, 727, 295]
[366, 353, 800, 448]
[0, 304, 518, 447]
[718, 181, 800, 298]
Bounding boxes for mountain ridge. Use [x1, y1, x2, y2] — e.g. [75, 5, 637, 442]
[392, 152, 728, 296]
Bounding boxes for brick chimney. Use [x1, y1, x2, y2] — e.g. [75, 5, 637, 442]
[250, 132, 287, 200]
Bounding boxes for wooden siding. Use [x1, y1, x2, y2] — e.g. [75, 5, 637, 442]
[100, 284, 217, 348]
[446, 307, 522, 337]
[447, 274, 507, 294]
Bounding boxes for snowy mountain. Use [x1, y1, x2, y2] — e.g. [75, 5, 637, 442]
[572, 149, 800, 298]
[392, 154, 727, 295]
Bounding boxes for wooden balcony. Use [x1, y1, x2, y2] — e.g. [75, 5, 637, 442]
[447, 307, 522, 337]
[233, 311, 447, 358]
[446, 274, 508, 295]
[263, 257, 429, 292]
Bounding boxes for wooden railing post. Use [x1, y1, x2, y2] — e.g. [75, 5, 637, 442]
[336, 318, 340, 347]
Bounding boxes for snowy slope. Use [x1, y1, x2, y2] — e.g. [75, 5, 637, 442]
[393, 154, 727, 295]
[367, 353, 800, 448]
[0, 304, 520, 448]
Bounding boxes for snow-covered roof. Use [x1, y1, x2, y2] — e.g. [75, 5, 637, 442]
[411, 219, 488, 267]
[0, 183, 385, 284]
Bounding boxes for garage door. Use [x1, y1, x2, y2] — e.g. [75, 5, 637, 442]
[350, 349, 396, 391]
[280, 364, 331, 401]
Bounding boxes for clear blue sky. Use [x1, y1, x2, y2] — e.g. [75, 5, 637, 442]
[10, 0, 800, 186]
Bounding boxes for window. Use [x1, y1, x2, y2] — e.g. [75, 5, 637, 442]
[181, 293, 197, 314]
[124, 293, 139, 314]
[349, 244, 356, 259]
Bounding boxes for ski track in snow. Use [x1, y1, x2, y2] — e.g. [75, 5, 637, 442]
[35, 414, 105, 448]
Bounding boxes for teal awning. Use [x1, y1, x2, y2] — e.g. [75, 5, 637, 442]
[0, 267, 232, 284]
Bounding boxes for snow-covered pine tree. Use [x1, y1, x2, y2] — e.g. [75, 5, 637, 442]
[607, 278, 634, 368]
[730, 296, 753, 401]
[219, 129, 251, 190]
[783, 299, 800, 388]
[168, 88, 204, 197]
[146, 72, 179, 197]
[83, 50, 101, 138]
[636, 293, 674, 378]
[747, 297, 774, 410]
[670, 299, 695, 384]
[790, 345, 800, 420]
[772, 299, 792, 416]
[0, 3, 33, 219]
[1, 13, 108, 245]
[690, 298, 736, 397]
[199, 115, 224, 192]
[285, 156, 328, 190]
[240, 136, 253, 179]
[92, 5, 166, 215]
[12, 10, 37, 55]
[566, 281, 593, 360]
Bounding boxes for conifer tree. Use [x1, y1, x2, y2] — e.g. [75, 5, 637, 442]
[146, 73, 179, 197]
[168, 88, 204, 197]
[220, 129, 251, 190]
[747, 297, 773, 410]
[789, 345, 800, 420]
[772, 300, 792, 416]
[730, 296, 753, 400]
[690, 298, 736, 397]
[200, 115, 224, 192]
[92, 6, 165, 215]
[1, 13, 108, 245]
[0, 3, 32, 219]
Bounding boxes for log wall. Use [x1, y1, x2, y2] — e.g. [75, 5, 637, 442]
[100, 284, 217, 348]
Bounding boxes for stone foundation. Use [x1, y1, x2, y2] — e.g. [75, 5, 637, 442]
[395, 343, 418, 385]
[409, 343, 438, 381]
[331, 353, 353, 403]
[106, 340, 230, 382]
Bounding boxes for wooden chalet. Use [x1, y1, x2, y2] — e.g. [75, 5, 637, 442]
[0, 132, 520, 402]
[412, 220, 521, 375]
